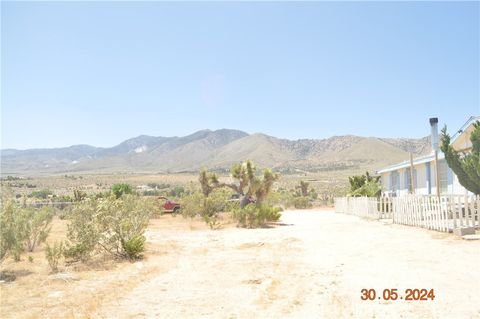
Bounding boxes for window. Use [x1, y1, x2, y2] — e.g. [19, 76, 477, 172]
[404, 167, 417, 192]
[438, 159, 448, 194]
[390, 171, 399, 194]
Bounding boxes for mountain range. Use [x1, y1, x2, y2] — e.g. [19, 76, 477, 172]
[1, 129, 431, 175]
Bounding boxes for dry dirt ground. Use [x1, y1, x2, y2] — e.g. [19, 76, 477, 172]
[1, 210, 479, 319]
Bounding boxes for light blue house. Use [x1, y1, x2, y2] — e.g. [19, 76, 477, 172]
[377, 116, 478, 196]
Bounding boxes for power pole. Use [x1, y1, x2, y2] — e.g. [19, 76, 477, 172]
[409, 153, 415, 194]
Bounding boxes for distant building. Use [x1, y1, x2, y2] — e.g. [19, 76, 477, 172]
[377, 116, 479, 196]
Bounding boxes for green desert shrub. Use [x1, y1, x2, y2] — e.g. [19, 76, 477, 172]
[147, 182, 170, 189]
[1, 202, 27, 262]
[73, 189, 87, 201]
[122, 235, 146, 260]
[28, 189, 53, 199]
[181, 190, 230, 219]
[180, 193, 204, 218]
[65, 195, 153, 261]
[292, 196, 312, 209]
[64, 199, 101, 262]
[348, 172, 381, 197]
[111, 183, 134, 199]
[97, 195, 152, 259]
[0, 201, 53, 262]
[202, 189, 230, 217]
[142, 190, 162, 197]
[233, 204, 282, 228]
[265, 190, 295, 208]
[168, 186, 186, 198]
[224, 200, 240, 213]
[22, 206, 53, 252]
[45, 241, 64, 273]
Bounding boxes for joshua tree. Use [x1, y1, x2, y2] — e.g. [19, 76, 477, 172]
[297, 180, 310, 197]
[198, 169, 220, 197]
[348, 172, 381, 197]
[198, 160, 279, 208]
[73, 189, 87, 201]
[440, 121, 480, 195]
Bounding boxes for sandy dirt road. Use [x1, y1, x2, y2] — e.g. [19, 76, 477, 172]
[100, 210, 480, 319]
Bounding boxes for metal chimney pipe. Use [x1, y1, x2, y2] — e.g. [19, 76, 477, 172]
[429, 117, 439, 152]
[429, 117, 440, 197]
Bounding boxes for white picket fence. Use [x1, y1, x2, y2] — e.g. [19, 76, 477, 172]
[334, 196, 393, 220]
[334, 195, 480, 232]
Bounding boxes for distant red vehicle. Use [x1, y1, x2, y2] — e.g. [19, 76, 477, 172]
[158, 196, 181, 213]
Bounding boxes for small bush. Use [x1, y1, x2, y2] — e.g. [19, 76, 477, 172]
[45, 241, 64, 273]
[142, 190, 161, 197]
[111, 183, 134, 199]
[73, 189, 87, 201]
[1, 201, 27, 263]
[233, 204, 282, 228]
[203, 215, 222, 230]
[97, 195, 152, 259]
[181, 189, 230, 220]
[65, 195, 153, 261]
[122, 235, 146, 260]
[28, 189, 53, 199]
[202, 189, 229, 217]
[147, 183, 170, 189]
[168, 186, 185, 198]
[292, 197, 312, 209]
[224, 200, 240, 213]
[265, 190, 295, 208]
[64, 199, 101, 262]
[23, 206, 53, 252]
[180, 193, 205, 219]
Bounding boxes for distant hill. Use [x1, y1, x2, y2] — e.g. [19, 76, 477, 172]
[1, 129, 431, 175]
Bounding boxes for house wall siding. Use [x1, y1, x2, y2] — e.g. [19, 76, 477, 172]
[380, 159, 469, 196]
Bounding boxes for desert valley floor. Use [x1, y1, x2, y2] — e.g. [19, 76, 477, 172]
[1, 210, 479, 319]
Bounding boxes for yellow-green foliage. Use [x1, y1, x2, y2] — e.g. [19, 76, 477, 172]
[292, 196, 312, 209]
[179, 192, 204, 218]
[45, 241, 64, 273]
[233, 204, 282, 228]
[65, 195, 153, 261]
[64, 199, 101, 262]
[181, 189, 232, 220]
[0, 201, 53, 262]
[0, 200, 26, 263]
[22, 206, 53, 252]
[264, 190, 295, 208]
[199, 160, 279, 208]
[111, 183, 134, 199]
[122, 235, 146, 260]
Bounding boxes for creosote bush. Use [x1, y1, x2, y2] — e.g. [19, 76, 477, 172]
[64, 199, 101, 262]
[181, 189, 230, 219]
[233, 204, 282, 228]
[111, 183, 134, 199]
[23, 206, 53, 252]
[179, 193, 204, 219]
[65, 195, 153, 262]
[292, 196, 312, 209]
[1, 200, 53, 263]
[45, 241, 64, 273]
[0, 200, 26, 263]
[122, 235, 146, 260]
